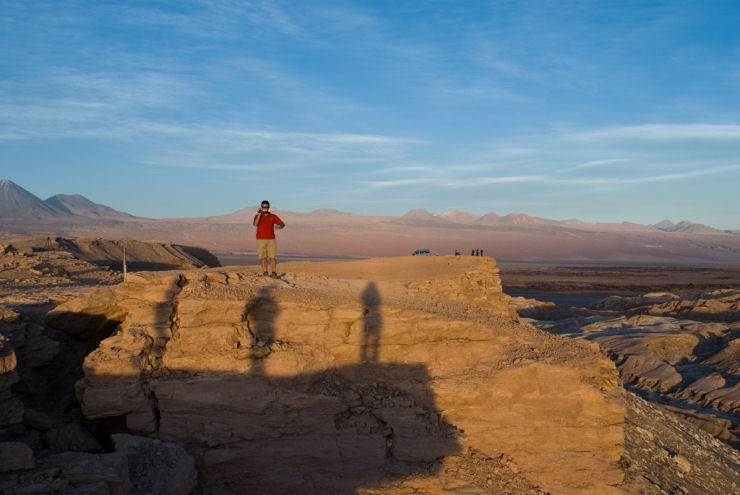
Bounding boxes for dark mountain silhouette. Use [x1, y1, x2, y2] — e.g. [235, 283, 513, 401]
[0, 179, 62, 220]
[0, 180, 133, 223]
[45, 194, 133, 219]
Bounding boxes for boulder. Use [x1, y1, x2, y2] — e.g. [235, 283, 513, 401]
[22, 408, 52, 432]
[43, 451, 130, 495]
[45, 423, 104, 453]
[0, 334, 17, 374]
[112, 434, 197, 495]
[0, 441, 34, 472]
[0, 244, 19, 256]
[0, 351, 22, 427]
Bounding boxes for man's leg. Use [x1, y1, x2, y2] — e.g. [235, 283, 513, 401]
[257, 240, 269, 275]
[267, 240, 278, 276]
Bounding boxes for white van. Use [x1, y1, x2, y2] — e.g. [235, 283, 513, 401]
[412, 249, 431, 256]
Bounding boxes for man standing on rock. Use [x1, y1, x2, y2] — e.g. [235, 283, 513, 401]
[253, 200, 285, 278]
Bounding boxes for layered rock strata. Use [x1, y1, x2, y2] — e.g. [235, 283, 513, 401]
[49, 256, 626, 494]
[531, 289, 740, 449]
[623, 391, 740, 495]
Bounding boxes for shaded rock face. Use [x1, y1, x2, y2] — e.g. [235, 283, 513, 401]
[534, 289, 740, 449]
[6, 237, 221, 272]
[1, 308, 25, 428]
[53, 256, 624, 494]
[0, 435, 197, 495]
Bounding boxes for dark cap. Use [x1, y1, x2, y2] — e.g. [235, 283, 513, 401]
[261, 200, 270, 206]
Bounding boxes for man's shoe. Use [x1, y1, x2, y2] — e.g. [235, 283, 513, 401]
[261, 271, 268, 277]
[269, 272, 278, 279]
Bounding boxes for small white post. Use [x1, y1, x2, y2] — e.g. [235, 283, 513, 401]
[123, 244, 127, 281]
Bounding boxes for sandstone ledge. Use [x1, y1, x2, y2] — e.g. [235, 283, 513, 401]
[50, 256, 625, 494]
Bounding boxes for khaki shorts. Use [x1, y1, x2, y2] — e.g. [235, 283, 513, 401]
[256, 239, 277, 259]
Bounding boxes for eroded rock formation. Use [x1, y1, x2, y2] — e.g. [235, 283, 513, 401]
[46, 256, 626, 494]
[0, 308, 23, 429]
[531, 289, 740, 449]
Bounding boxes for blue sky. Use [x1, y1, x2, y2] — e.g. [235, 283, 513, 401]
[2, 1, 740, 229]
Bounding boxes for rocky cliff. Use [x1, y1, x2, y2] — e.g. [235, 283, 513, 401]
[532, 290, 740, 449]
[46, 256, 626, 494]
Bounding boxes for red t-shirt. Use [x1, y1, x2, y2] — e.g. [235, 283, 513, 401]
[254, 213, 283, 239]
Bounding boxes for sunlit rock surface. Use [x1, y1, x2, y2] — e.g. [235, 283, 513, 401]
[51, 256, 625, 494]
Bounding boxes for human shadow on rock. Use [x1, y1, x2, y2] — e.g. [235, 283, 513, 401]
[242, 286, 278, 376]
[42, 283, 462, 494]
[360, 281, 381, 363]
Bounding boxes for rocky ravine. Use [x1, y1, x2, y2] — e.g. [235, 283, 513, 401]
[2, 255, 739, 494]
[519, 290, 740, 448]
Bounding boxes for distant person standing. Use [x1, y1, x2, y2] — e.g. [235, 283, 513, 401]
[253, 200, 285, 278]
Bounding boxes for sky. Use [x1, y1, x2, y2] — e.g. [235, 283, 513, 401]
[1, 1, 740, 230]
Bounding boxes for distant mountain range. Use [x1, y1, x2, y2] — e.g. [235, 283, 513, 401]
[0, 179, 132, 222]
[2, 179, 739, 262]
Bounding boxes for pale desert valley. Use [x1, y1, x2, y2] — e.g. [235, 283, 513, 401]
[1, 179, 740, 495]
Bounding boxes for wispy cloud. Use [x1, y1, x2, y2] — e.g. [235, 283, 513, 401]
[619, 164, 740, 184]
[306, 4, 380, 32]
[368, 174, 560, 189]
[562, 158, 631, 172]
[111, 1, 303, 40]
[567, 124, 740, 141]
[133, 124, 423, 171]
[477, 175, 550, 185]
[364, 162, 740, 192]
[366, 178, 439, 188]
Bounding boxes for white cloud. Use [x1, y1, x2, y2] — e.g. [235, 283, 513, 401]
[567, 124, 740, 141]
[366, 178, 439, 188]
[476, 175, 549, 185]
[363, 165, 740, 192]
[562, 158, 631, 172]
[620, 164, 740, 184]
[368, 174, 554, 189]
[112, 1, 303, 40]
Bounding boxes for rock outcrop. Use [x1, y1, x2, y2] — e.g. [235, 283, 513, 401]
[48, 256, 626, 494]
[0, 435, 196, 495]
[6, 237, 221, 272]
[0, 308, 24, 428]
[532, 289, 740, 449]
[623, 391, 740, 495]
